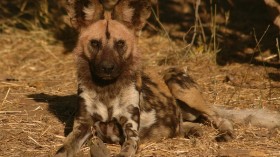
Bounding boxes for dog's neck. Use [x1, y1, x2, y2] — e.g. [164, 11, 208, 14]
[77, 55, 139, 99]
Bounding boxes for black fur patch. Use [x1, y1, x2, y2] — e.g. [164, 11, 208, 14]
[106, 21, 111, 39]
[164, 68, 196, 89]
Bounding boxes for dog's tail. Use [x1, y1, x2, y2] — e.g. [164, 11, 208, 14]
[214, 106, 280, 129]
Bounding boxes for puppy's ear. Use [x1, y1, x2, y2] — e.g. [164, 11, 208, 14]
[66, 0, 104, 29]
[112, 0, 151, 32]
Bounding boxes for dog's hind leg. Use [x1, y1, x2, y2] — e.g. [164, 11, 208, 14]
[163, 67, 234, 141]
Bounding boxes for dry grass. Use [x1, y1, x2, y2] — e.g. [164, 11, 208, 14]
[0, 1, 280, 157]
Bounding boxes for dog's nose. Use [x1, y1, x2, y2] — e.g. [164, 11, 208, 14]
[101, 61, 115, 74]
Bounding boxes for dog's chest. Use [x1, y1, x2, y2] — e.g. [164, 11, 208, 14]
[80, 84, 140, 122]
[79, 84, 140, 143]
[86, 95, 120, 122]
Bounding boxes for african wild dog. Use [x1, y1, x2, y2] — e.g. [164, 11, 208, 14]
[54, 0, 236, 156]
[54, 0, 235, 156]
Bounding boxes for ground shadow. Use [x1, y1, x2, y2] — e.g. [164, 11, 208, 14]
[28, 93, 78, 136]
[0, 1, 79, 53]
[46, 1, 79, 53]
[268, 72, 280, 82]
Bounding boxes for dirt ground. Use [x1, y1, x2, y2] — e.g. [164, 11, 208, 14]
[1, 1, 280, 157]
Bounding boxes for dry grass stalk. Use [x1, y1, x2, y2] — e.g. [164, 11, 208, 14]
[253, 26, 273, 106]
[1, 88, 11, 107]
[184, 0, 201, 56]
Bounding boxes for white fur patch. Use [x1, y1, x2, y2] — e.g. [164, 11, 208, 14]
[112, 83, 140, 132]
[83, 4, 96, 21]
[120, 83, 139, 107]
[139, 109, 157, 129]
[110, 135, 121, 143]
[93, 101, 108, 121]
[113, 83, 140, 118]
[122, 7, 135, 23]
[80, 89, 108, 121]
[112, 102, 122, 118]
[110, 97, 120, 108]
[77, 131, 92, 150]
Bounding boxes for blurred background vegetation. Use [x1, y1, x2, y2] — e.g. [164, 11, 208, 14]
[0, 0, 66, 30]
[0, 0, 79, 52]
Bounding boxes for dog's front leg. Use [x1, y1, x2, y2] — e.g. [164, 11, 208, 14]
[117, 109, 140, 157]
[54, 93, 95, 157]
[115, 86, 140, 157]
[54, 117, 93, 157]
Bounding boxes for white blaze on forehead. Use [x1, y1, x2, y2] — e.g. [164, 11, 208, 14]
[140, 109, 157, 129]
[80, 88, 108, 121]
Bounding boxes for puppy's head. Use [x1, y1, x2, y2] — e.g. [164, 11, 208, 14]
[68, 0, 151, 82]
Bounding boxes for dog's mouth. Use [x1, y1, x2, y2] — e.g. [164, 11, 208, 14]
[89, 62, 121, 84]
[96, 73, 119, 80]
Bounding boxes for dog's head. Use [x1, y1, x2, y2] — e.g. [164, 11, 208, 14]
[78, 19, 137, 81]
[68, 0, 151, 82]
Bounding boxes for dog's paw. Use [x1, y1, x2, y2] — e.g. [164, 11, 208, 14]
[216, 119, 235, 142]
[184, 126, 203, 138]
[115, 152, 130, 157]
[53, 147, 68, 157]
[215, 130, 235, 142]
[90, 137, 110, 157]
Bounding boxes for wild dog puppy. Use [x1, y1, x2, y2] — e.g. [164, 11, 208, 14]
[54, 0, 234, 157]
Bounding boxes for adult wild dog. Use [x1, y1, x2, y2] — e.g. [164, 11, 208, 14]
[54, 0, 279, 157]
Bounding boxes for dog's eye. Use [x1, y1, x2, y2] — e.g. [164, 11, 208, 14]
[115, 40, 125, 48]
[90, 39, 101, 49]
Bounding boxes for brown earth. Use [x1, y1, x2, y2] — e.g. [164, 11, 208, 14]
[1, 1, 280, 157]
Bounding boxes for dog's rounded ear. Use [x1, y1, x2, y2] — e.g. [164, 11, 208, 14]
[66, 0, 104, 29]
[112, 0, 151, 32]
